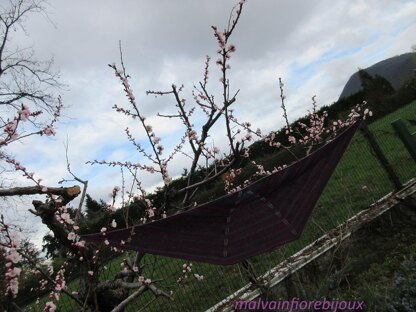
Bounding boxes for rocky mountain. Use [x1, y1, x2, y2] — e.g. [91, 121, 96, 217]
[339, 52, 416, 99]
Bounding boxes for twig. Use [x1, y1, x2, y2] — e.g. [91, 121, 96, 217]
[62, 139, 88, 217]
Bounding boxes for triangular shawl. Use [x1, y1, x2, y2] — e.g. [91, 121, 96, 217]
[82, 122, 359, 265]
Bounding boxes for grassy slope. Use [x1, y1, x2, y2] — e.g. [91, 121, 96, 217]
[26, 101, 416, 311]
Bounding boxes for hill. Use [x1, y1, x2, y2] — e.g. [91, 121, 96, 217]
[339, 52, 416, 99]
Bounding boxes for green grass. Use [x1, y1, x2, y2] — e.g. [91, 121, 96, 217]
[24, 101, 416, 311]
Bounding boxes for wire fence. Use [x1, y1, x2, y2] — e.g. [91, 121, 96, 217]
[23, 104, 416, 312]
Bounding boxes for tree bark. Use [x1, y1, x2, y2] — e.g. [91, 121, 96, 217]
[0, 185, 80, 201]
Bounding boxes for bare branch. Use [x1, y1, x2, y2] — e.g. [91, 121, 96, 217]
[0, 0, 63, 118]
[177, 158, 236, 195]
[0, 185, 80, 199]
[61, 140, 88, 216]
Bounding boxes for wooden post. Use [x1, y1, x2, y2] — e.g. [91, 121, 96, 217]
[360, 123, 403, 191]
[391, 119, 416, 162]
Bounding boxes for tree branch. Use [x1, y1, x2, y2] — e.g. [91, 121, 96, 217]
[177, 158, 236, 195]
[0, 185, 80, 200]
[110, 286, 147, 312]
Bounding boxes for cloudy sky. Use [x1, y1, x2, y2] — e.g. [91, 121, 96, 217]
[3, 0, 416, 246]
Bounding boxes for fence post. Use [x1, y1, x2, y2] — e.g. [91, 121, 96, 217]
[360, 122, 403, 191]
[391, 119, 416, 162]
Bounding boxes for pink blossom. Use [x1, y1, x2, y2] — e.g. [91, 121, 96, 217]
[228, 44, 236, 53]
[74, 240, 85, 248]
[6, 249, 21, 264]
[4, 120, 17, 134]
[144, 198, 152, 207]
[212, 26, 226, 48]
[188, 130, 197, 139]
[194, 273, 204, 281]
[6, 267, 22, 278]
[40, 279, 48, 290]
[111, 219, 117, 228]
[45, 301, 56, 312]
[42, 125, 56, 136]
[61, 212, 70, 222]
[5, 265, 22, 297]
[6, 230, 20, 246]
[67, 232, 76, 241]
[6, 277, 19, 297]
[157, 144, 164, 155]
[19, 105, 31, 121]
[162, 170, 171, 184]
[288, 136, 296, 144]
